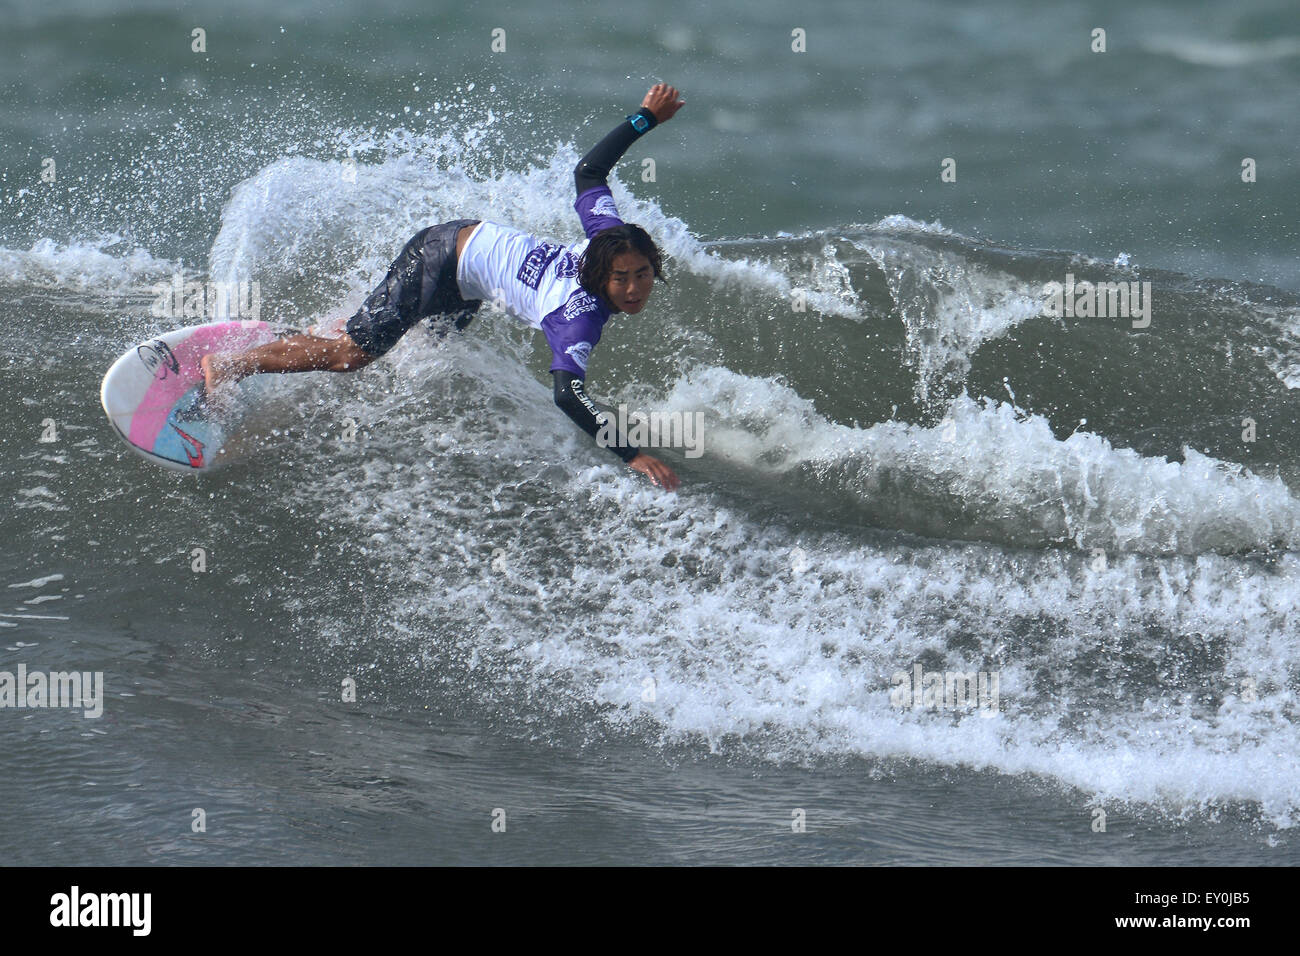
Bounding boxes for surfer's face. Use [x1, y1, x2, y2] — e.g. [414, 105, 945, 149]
[605, 252, 654, 314]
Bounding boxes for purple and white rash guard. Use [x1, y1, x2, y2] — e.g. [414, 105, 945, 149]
[455, 185, 626, 379]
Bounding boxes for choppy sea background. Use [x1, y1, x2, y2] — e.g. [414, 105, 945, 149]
[4, 0, 1300, 864]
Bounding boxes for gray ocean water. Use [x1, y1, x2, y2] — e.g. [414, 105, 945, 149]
[3, 0, 1300, 864]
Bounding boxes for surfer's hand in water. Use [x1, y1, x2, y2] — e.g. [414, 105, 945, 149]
[628, 452, 680, 490]
[641, 83, 684, 123]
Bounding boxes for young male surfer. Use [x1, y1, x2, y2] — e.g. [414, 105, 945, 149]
[202, 84, 684, 489]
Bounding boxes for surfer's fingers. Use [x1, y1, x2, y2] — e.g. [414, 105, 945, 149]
[647, 459, 680, 490]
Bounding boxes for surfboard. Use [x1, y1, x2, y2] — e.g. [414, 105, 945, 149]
[100, 320, 295, 472]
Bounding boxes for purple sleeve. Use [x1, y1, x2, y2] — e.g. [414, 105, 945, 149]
[575, 186, 625, 239]
[542, 292, 606, 378]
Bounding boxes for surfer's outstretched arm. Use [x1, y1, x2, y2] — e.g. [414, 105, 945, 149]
[553, 370, 680, 489]
[574, 83, 684, 196]
[552, 83, 684, 490]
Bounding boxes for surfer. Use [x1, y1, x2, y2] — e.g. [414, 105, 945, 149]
[202, 83, 685, 490]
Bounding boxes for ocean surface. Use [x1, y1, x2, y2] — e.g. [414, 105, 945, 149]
[3, 0, 1300, 864]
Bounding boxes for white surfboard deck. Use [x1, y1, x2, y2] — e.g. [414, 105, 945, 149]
[100, 320, 295, 472]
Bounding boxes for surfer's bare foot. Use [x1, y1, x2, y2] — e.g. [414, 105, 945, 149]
[201, 353, 246, 394]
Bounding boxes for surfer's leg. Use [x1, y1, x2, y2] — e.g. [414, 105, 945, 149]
[201, 228, 434, 392]
[426, 302, 483, 341]
[349, 219, 482, 350]
[419, 219, 483, 341]
[203, 221, 476, 393]
[201, 334, 375, 391]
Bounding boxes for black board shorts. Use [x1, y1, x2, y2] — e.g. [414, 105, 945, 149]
[345, 219, 483, 356]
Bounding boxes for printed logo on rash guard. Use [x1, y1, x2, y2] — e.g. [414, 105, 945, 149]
[565, 341, 593, 371]
[592, 195, 620, 219]
[517, 242, 563, 290]
[563, 291, 598, 321]
[555, 252, 580, 279]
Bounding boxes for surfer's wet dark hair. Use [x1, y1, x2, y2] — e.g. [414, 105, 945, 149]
[579, 224, 664, 302]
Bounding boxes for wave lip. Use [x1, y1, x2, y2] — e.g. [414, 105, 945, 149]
[665, 368, 1300, 555]
[1142, 35, 1300, 67]
[0, 237, 174, 293]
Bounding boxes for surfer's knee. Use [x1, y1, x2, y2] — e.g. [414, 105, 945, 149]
[330, 336, 378, 372]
